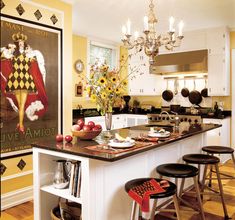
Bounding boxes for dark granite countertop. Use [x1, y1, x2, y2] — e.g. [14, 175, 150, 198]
[32, 122, 221, 162]
[73, 108, 231, 121]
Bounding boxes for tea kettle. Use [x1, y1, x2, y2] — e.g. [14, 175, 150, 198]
[53, 160, 69, 189]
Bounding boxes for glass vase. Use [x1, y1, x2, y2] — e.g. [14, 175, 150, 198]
[104, 112, 112, 138]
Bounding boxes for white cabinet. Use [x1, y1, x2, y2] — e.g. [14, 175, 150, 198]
[85, 114, 148, 130]
[207, 27, 230, 96]
[85, 114, 127, 131]
[126, 114, 148, 127]
[128, 50, 164, 96]
[159, 30, 207, 54]
[203, 117, 231, 163]
[111, 115, 126, 130]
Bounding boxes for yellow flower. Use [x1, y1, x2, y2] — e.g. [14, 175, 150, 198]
[122, 80, 128, 86]
[86, 86, 91, 93]
[90, 94, 96, 102]
[115, 88, 121, 94]
[111, 77, 117, 83]
[101, 92, 107, 99]
[107, 86, 112, 92]
[98, 77, 106, 85]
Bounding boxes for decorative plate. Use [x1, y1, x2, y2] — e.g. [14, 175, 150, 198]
[148, 131, 171, 138]
[108, 139, 135, 148]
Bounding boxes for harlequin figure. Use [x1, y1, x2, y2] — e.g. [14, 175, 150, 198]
[0, 32, 48, 133]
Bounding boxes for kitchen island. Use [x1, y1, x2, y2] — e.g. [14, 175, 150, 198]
[32, 122, 220, 220]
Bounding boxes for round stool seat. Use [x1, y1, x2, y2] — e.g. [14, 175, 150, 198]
[125, 178, 176, 199]
[183, 154, 220, 164]
[202, 146, 234, 154]
[156, 163, 199, 178]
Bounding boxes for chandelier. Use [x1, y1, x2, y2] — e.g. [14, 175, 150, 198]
[121, 0, 184, 64]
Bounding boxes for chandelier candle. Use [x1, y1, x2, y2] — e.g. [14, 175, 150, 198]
[121, 0, 184, 64]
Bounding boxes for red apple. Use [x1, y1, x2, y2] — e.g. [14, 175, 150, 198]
[72, 124, 82, 131]
[65, 135, 73, 143]
[56, 134, 63, 142]
[94, 124, 102, 130]
[88, 121, 95, 129]
[92, 126, 100, 131]
[83, 125, 91, 131]
[77, 119, 84, 128]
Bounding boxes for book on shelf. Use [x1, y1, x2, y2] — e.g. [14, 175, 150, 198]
[69, 161, 81, 198]
[76, 162, 81, 198]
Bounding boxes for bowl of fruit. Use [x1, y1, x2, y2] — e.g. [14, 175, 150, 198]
[71, 119, 102, 140]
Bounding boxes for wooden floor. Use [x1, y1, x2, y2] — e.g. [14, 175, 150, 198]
[1, 160, 235, 220]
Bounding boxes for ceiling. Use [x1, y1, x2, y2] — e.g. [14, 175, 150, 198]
[69, 0, 235, 44]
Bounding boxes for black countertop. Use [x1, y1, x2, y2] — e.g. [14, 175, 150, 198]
[32, 122, 221, 162]
[73, 108, 231, 121]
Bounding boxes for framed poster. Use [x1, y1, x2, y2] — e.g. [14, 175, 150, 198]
[0, 14, 63, 155]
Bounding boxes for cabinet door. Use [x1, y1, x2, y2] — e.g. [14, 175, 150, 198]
[208, 54, 229, 96]
[203, 119, 222, 145]
[126, 117, 136, 127]
[136, 118, 148, 125]
[207, 27, 227, 55]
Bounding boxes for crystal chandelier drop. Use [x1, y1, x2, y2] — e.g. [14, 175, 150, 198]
[121, 0, 184, 64]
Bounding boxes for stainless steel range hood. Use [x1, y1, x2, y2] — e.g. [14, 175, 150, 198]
[150, 49, 208, 75]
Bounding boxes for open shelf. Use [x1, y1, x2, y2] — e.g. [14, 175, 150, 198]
[41, 184, 82, 204]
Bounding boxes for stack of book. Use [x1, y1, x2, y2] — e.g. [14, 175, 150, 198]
[69, 161, 81, 198]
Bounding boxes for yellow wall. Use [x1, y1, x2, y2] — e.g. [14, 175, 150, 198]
[1, 0, 72, 197]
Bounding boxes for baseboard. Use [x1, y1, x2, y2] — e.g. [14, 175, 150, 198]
[1, 185, 33, 210]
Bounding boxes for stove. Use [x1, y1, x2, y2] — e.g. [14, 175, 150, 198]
[147, 113, 202, 124]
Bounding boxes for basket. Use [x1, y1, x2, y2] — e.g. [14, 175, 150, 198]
[51, 199, 82, 220]
[51, 206, 61, 220]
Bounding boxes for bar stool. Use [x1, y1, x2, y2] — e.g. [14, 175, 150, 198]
[125, 178, 181, 220]
[156, 163, 205, 220]
[183, 153, 229, 219]
[202, 146, 235, 182]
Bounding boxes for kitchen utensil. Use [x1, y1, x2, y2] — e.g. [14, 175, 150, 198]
[201, 78, 209, 97]
[181, 79, 189, 97]
[162, 79, 173, 102]
[53, 160, 69, 189]
[188, 80, 202, 105]
[174, 79, 179, 95]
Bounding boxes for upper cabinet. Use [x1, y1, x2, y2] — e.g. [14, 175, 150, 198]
[127, 27, 230, 96]
[207, 27, 230, 96]
[128, 49, 164, 96]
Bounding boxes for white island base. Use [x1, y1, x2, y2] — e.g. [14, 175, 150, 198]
[33, 133, 206, 220]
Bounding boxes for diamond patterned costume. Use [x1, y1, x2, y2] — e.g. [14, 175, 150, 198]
[5, 53, 37, 93]
[0, 47, 48, 121]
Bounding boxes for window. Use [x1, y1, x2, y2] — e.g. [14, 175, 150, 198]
[89, 41, 118, 69]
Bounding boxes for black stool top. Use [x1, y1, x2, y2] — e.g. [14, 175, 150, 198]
[202, 146, 234, 154]
[156, 163, 199, 178]
[125, 178, 176, 199]
[183, 154, 220, 164]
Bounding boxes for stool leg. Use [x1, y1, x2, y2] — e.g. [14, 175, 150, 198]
[130, 201, 137, 220]
[173, 194, 181, 220]
[208, 164, 213, 187]
[150, 199, 157, 220]
[201, 164, 208, 194]
[179, 178, 185, 197]
[193, 176, 205, 220]
[231, 153, 235, 168]
[214, 163, 229, 218]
